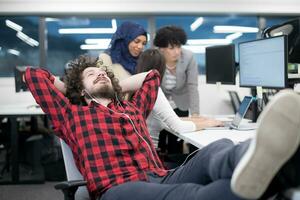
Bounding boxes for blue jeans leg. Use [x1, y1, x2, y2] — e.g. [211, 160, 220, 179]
[162, 138, 250, 185]
[100, 179, 243, 200]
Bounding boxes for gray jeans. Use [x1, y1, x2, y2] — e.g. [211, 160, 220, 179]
[99, 139, 249, 200]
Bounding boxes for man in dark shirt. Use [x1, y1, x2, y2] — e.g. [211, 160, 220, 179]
[25, 55, 300, 200]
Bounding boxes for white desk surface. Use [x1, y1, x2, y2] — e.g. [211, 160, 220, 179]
[179, 129, 255, 149]
[0, 104, 44, 115]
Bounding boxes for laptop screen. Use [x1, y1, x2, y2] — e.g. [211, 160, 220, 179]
[231, 96, 253, 128]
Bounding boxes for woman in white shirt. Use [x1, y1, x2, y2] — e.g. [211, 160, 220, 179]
[134, 49, 222, 147]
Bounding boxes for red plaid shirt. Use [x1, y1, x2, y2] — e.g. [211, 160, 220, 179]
[25, 68, 167, 198]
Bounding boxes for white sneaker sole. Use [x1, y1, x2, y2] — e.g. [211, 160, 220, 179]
[231, 90, 300, 199]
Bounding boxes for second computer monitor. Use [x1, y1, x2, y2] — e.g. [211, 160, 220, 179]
[205, 44, 236, 85]
[239, 35, 288, 89]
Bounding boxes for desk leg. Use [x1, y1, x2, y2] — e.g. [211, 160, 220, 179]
[10, 116, 19, 183]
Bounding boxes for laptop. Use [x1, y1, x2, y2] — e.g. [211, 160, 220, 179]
[206, 96, 257, 130]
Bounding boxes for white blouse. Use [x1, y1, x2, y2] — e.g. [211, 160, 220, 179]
[147, 88, 196, 147]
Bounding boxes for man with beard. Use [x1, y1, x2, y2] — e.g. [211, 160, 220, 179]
[25, 54, 300, 200]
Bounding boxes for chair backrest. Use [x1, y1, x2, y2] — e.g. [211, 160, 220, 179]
[60, 139, 83, 181]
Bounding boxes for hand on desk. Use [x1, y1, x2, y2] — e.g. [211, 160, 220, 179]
[181, 116, 224, 130]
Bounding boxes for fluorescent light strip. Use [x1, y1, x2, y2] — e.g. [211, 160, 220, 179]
[59, 19, 117, 34]
[183, 45, 206, 54]
[5, 20, 23, 32]
[16, 31, 39, 47]
[45, 18, 60, 22]
[111, 19, 117, 31]
[85, 38, 111, 45]
[187, 39, 232, 45]
[226, 32, 243, 40]
[213, 26, 259, 33]
[80, 44, 109, 50]
[8, 49, 20, 56]
[190, 17, 204, 32]
[59, 28, 116, 34]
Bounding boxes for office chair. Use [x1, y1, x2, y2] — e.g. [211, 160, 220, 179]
[55, 139, 88, 200]
[228, 91, 241, 113]
[262, 17, 300, 64]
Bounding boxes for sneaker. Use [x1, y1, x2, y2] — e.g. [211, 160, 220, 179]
[231, 90, 300, 199]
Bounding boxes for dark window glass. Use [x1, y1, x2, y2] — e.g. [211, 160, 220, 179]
[46, 17, 148, 76]
[0, 16, 39, 77]
[155, 16, 258, 74]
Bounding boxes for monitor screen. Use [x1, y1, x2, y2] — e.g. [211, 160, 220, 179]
[205, 44, 236, 85]
[239, 35, 287, 88]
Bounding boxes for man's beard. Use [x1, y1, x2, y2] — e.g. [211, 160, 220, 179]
[92, 85, 115, 99]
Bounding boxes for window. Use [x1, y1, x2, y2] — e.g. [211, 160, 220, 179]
[155, 16, 258, 74]
[46, 17, 148, 76]
[0, 16, 39, 77]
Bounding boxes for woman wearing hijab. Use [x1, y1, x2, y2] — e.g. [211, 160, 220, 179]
[99, 21, 147, 81]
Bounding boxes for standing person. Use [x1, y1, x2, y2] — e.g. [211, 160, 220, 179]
[153, 25, 199, 117]
[135, 49, 222, 148]
[24, 54, 300, 200]
[153, 25, 200, 154]
[99, 21, 147, 81]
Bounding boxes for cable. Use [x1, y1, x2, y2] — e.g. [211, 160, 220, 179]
[85, 89, 201, 173]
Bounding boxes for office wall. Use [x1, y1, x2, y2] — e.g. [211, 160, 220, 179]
[0, 0, 299, 15]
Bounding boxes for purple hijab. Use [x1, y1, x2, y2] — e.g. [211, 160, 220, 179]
[105, 21, 147, 74]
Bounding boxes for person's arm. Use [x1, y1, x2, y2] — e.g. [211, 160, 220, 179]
[54, 77, 66, 94]
[181, 116, 224, 130]
[152, 88, 223, 133]
[25, 68, 70, 134]
[152, 88, 196, 133]
[131, 70, 160, 118]
[119, 71, 151, 93]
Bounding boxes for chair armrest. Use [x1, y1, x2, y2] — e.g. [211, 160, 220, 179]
[55, 180, 87, 190]
[55, 180, 87, 200]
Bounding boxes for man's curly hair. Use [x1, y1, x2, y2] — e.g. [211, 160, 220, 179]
[64, 55, 124, 105]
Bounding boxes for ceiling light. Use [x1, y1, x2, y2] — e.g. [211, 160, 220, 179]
[59, 19, 117, 34]
[5, 20, 23, 32]
[85, 38, 111, 45]
[8, 49, 20, 56]
[80, 44, 109, 50]
[226, 32, 243, 40]
[187, 39, 232, 45]
[45, 18, 60, 22]
[213, 26, 259, 33]
[16, 32, 39, 47]
[183, 45, 206, 54]
[190, 17, 204, 32]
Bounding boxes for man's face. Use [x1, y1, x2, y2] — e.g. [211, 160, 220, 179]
[128, 35, 147, 57]
[160, 44, 181, 63]
[81, 67, 114, 99]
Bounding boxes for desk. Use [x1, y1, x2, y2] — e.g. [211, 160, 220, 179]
[0, 104, 44, 184]
[178, 129, 255, 149]
[170, 118, 256, 149]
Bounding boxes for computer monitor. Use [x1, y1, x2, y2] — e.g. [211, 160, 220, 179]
[239, 35, 288, 89]
[205, 44, 236, 85]
[14, 66, 28, 92]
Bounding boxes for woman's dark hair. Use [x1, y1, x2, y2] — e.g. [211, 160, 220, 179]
[64, 55, 124, 105]
[153, 25, 187, 48]
[136, 49, 166, 80]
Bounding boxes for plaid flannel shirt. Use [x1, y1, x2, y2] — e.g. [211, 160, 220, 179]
[25, 68, 166, 198]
